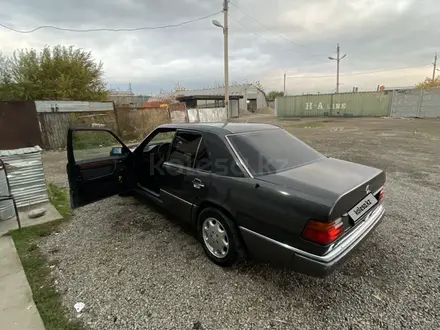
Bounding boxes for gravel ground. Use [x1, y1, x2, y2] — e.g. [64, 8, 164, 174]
[41, 117, 440, 330]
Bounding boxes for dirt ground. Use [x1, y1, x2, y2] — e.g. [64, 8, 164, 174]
[41, 116, 440, 330]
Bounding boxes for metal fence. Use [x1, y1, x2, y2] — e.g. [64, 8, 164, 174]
[391, 89, 440, 117]
[0, 101, 42, 149]
[276, 91, 392, 117]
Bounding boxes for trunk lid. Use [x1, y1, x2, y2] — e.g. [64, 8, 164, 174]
[257, 157, 385, 220]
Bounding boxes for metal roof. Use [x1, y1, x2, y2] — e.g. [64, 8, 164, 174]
[174, 84, 259, 97]
[35, 101, 114, 112]
[176, 95, 243, 101]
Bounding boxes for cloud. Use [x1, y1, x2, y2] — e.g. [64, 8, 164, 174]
[0, 0, 438, 94]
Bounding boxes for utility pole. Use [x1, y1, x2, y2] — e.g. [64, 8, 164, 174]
[128, 82, 133, 105]
[212, 1, 229, 119]
[432, 52, 437, 81]
[223, 0, 229, 118]
[283, 69, 288, 95]
[328, 43, 346, 93]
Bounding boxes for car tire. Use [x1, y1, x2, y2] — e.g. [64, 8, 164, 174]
[197, 207, 246, 267]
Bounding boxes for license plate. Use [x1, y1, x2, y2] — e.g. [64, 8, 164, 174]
[348, 193, 378, 221]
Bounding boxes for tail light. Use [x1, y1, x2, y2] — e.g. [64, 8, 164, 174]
[378, 189, 384, 202]
[302, 218, 344, 245]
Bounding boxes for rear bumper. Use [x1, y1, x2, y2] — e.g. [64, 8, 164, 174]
[239, 204, 385, 277]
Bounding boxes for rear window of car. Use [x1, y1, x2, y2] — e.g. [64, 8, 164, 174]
[228, 129, 324, 176]
[168, 132, 201, 168]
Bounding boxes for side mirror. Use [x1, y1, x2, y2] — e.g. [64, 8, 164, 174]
[110, 147, 123, 156]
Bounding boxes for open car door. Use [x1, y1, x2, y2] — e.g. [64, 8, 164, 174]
[67, 128, 133, 208]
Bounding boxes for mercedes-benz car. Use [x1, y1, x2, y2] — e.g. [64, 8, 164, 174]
[66, 123, 385, 277]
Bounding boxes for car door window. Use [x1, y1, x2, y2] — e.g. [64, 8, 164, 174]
[143, 131, 176, 152]
[168, 132, 201, 168]
[194, 139, 212, 172]
[72, 130, 124, 162]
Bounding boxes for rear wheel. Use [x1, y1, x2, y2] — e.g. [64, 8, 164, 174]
[197, 207, 245, 266]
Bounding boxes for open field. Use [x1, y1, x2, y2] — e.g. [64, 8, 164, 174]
[40, 116, 440, 329]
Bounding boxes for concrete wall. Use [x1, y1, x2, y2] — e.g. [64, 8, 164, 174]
[230, 100, 239, 118]
[391, 89, 440, 117]
[187, 108, 227, 123]
[170, 110, 188, 123]
[276, 92, 392, 117]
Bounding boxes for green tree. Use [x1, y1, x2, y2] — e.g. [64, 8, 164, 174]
[0, 45, 108, 101]
[416, 77, 440, 90]
[267, 90, 284, 100]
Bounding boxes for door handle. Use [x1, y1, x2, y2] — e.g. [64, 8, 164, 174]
[193, 178, 205, 189]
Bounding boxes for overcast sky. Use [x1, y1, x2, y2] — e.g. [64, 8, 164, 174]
[0, 0, 438, 95]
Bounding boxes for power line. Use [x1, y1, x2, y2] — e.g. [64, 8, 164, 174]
[229, 13, 316, 56]
[263, 64, 430, 81]
[289, 64, 431, 79]
[228, 14, 275, 45]
[229, 1, 326, 57]
[0, 12, 222, 33]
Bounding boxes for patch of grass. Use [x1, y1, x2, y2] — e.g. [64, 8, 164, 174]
[72, 130, 116, 150]
[47, 183, 72, 217]
[10, 184, 82, 330]
[11, 220, 83, 330]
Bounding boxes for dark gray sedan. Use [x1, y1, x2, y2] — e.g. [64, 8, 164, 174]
[66, 123, 385, 277]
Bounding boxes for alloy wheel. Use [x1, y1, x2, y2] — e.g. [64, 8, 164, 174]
[202, 217, 229, 259]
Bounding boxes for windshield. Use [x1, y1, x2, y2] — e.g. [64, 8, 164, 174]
[228, 129, 324, 176]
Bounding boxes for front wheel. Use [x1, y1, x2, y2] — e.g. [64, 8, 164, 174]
[197, 207, 245, 267]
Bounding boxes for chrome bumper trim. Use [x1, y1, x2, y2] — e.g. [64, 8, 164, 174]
[239, 203, 385, 264]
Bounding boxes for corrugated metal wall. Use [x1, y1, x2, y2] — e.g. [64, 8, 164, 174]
[0, 147, 49, 208]
[0, 167, 15, 220]
[390, 89, 440, 117]
[276, 92, 392, 117]
[35, 100, 114, 112]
